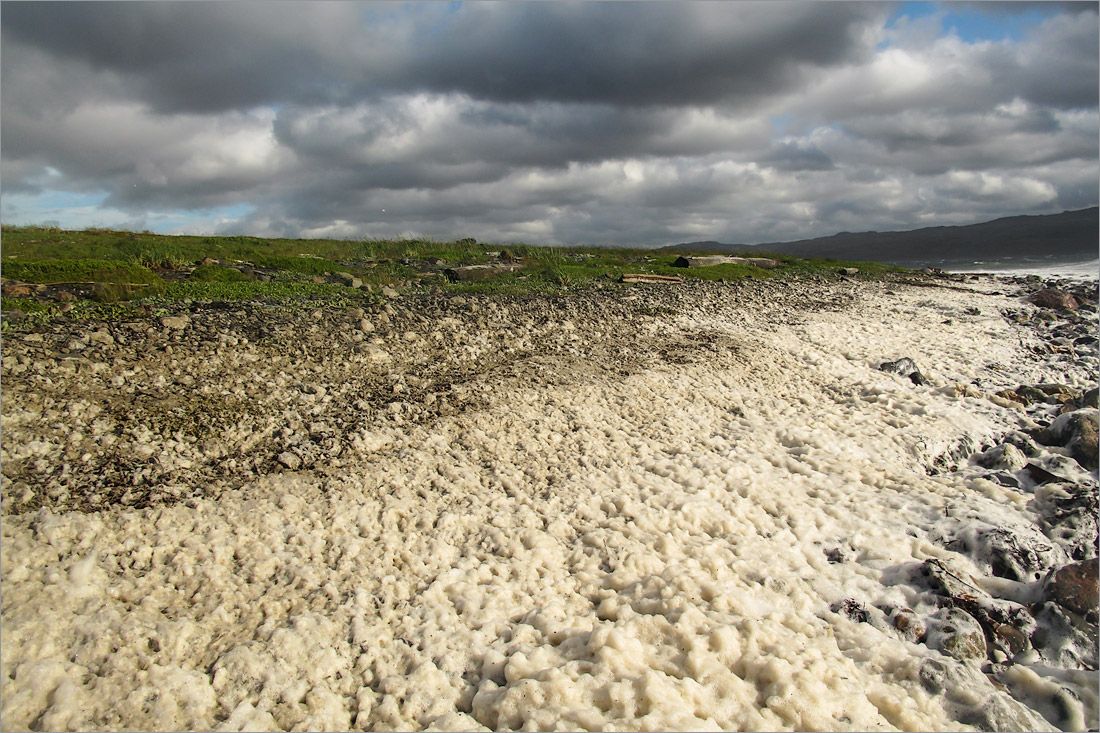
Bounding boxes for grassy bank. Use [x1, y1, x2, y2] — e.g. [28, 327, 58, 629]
[1, 225, 905, 323]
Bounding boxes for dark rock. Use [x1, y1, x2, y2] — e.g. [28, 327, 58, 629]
[1042, 560, 1099, 620]
[984, 471, 1023, 489]
[824, 547, 850, 564]
[879, 357, 928, 386]
[1024, 462, 1067, 485]
[3, 308, 27, 322]
[1016, 385, 1052, 404]
[1030, 602, 1099, 669]
[1030, 288, 1079, 310]
[918, 659, 1055, 730]
[965, 525, 1068, 582]
[1082, 387, 1099, 409]
[1037, 410, 1098, 470]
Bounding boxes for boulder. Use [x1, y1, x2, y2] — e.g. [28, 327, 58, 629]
[672, 255, 781, 269]
[1030, 288, 1078, 310]
[1041, 560, 1099, 619]
[1037, 409, 1098, 470]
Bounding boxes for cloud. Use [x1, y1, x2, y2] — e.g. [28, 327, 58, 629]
[1, 2, 1096, 245]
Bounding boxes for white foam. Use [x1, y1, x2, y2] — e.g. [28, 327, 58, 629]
[2, 279, 1095, 731]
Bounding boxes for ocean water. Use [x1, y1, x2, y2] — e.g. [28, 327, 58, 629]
[944, 257, 1099, 282]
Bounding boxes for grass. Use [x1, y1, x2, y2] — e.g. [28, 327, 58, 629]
[0, 225, 908, 309]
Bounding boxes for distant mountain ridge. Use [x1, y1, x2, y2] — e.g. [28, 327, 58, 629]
[665, 208, 1099, 268]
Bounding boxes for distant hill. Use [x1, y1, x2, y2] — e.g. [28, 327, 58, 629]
[665, 208, 1099, 268]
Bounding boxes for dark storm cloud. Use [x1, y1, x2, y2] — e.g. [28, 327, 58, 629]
[1, 2, 885, 113]
[1, 2, 1097, 245]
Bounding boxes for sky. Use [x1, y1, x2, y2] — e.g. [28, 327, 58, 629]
[1, 1, 1097, 247]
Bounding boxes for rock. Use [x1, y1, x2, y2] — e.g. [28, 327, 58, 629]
[1030, 602, 1099, 669]
[925, 607, 987, 661]
[892, 608, 926, 642]
[1081, 387, 1099, 408]
[159, 315, 191, 331]
[1037, 409, 1098, 470]
[919, 559, 1036, 638]
[1030, 288, 1078, 310]
[335, 272, 363, 289]
[1042, 560, 1099, 619]
[200, 256, 216, 266]
[55, 291, 77, 303]
[3, 308, 26, 322]
[3, 284, 32, 297]
[1033, 483, 1098, 561]
[277, 452, 301, 470]
[359, 319, 374, 334]
[967, 524, 1068, 582]
[878, 357, 928, 385]
[88, 330, 115, 346]
[839, 267, 859, 276]
[973, 443, 1027, 471]
[380, 286, 399, 298]
[672, 256, 781, 269]
[918, 659, 1057, 731]
[443, 264, 524, 283]
[1015, 385, 1051, 404]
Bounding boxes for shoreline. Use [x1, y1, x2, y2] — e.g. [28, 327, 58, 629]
[2, 272, 1097, 731]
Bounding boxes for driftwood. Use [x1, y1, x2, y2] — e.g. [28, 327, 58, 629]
[673, 256, 780, 269]
[443, 263, 526, 282]
[618, 273, 684, 284]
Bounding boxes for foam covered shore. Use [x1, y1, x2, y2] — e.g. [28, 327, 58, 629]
[2, 272, 1097, 731]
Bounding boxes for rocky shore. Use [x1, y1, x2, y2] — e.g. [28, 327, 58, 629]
[1, 271, 1097, 732]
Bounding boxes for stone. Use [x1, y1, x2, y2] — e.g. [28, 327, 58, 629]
[1081, 387, 1099, 408]
[1030, 601, 1099, 669]
[918, 659, 1056, 731]
[277, 452, 301, 470]
[3, 284, 32, 297]
[878, 357, 928, 385]
[1015, 385, 1051, 404]
[88, 330, 115, 346]
[159, 315, 191, 330]
[1033, 483, 1098, 561]
[55, 291, 77, 303]
[1038, 409, 1098, 470]
[973, 444, 1028, 471]
[1030, 288, 1078, 310]
[892, 608, 926, 642]
[839, 267, 859, 276]
[925, 607, 987, 661]
[381, 286, 399, 298]
[1042, 560, 1099, 619]
[359, 319, 374, 334]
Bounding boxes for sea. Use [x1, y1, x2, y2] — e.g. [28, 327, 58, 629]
[894, 255, 1099, 282]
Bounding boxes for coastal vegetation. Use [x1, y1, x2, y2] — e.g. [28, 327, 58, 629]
[0, 225, 903, 325]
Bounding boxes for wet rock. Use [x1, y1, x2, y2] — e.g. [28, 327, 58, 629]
[1041, 560, 1099, 620]
[919, 559, 1037, 641]
[926, 607, 987, 661]
[1036, 409, 1098, 470]
[1030, 288, 1079, 311]
[1030, 602, 1099, 669]
[973, 443, 1028, 471]
[1015, 385, 1051, 404]
[966, 524, 1069, 582]
[891, 608, 926, 642]
[1033, 483, 1099, 562]
[879, 357, 928, 385]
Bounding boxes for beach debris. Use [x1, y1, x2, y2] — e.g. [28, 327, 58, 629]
[618, 273, 684, 284]
[672, 255, 780, 269]
[878, 357, 928, 385]
[831, 598, 869, 622]
[1029, 288, 1079, 311]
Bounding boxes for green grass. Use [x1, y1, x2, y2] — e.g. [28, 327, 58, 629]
[1, 258, 162, 284]
[0, 225, 909, 307]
